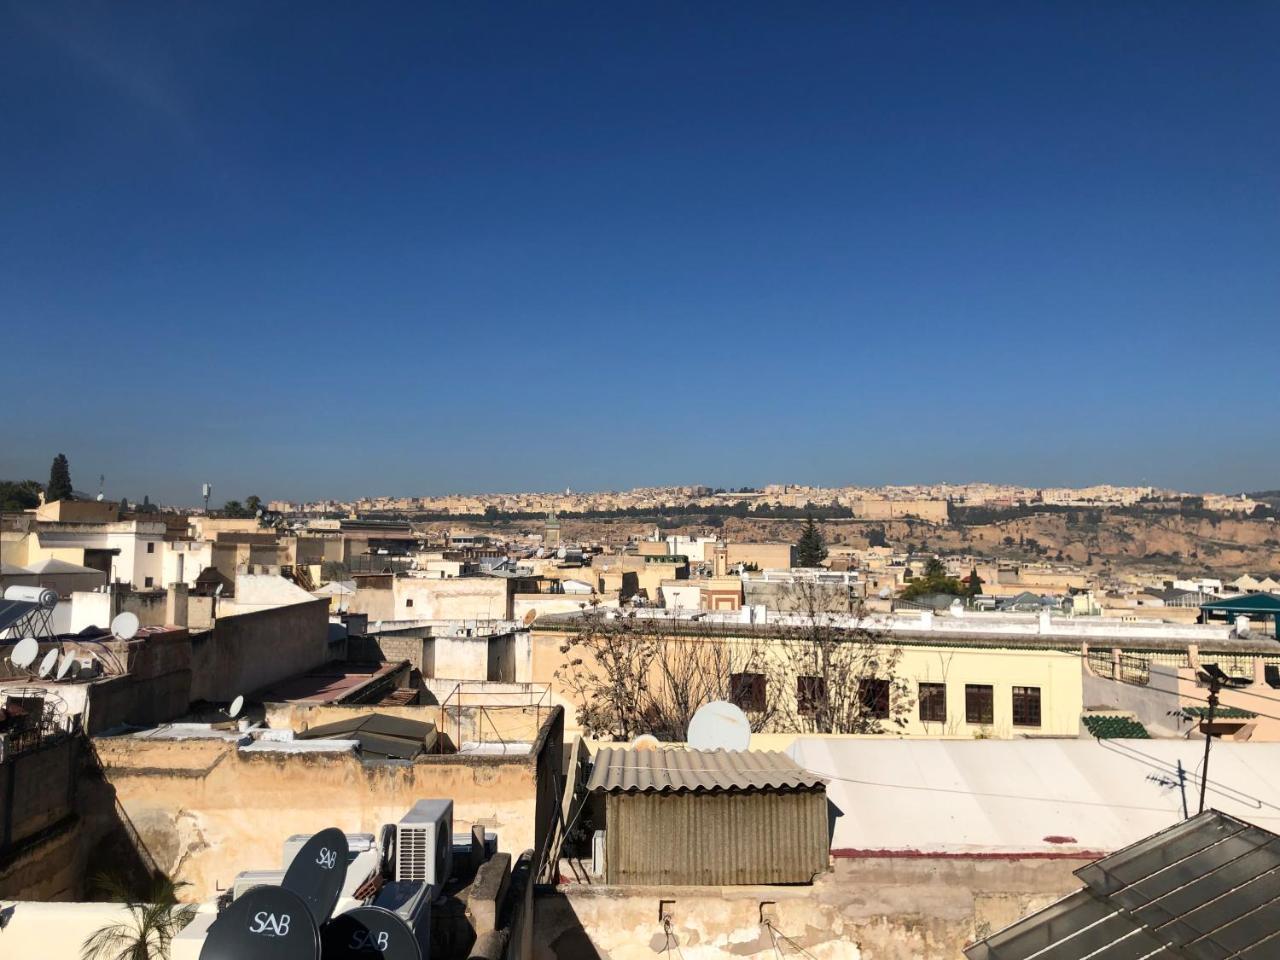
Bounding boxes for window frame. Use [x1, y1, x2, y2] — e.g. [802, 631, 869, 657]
[965, 683, 994, 725]
[858, 677, 891, 720]
[729, 671, 767, 713]
[918, 682, 946, 723]
[796, 675, 827, 716]
[1012, 685, 1042, 727]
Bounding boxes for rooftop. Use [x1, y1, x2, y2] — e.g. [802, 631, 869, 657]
[587, 747, 826, 796]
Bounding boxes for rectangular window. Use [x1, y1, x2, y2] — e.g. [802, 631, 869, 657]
[797, 675, 826, 716]
[858, 678, 890, 719]
[730, 672, 767, 713]
[965, 684, 994, 725]
[144, 576, 154, 588]
[405, 598, 413, 608]
[1012, 686, 1042, 727]
[919, 682, 946, 723]
[146, 542, 155, 554]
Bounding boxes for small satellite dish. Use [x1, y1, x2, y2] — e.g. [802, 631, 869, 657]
[523, 609, 538, 626]
[38, 648, 59, 678]
[687, 701, 752, 752]
[198, 884, 321, 960]
[631, 734, 661, 752]
[96, 492, 105, 502]
[320, 905, 422, 960]
[111, 612, 140, 641]
[10, 637, 39, 670]
[281, 827, 349, 926]
[56, 652, 76, 680]
[215, 583, 225, 597]
[229, 695, 245, 719]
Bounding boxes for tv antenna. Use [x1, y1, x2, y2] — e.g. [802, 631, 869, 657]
[202, 482, 212, 514]
[687, 701, 752, 752]
[281, 827, 349, 927]
[111, 612, 140, 641]
[198, 884, 320, 960]
[9, 636, 39, 671]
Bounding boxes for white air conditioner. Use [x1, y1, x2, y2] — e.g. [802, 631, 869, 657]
[231, 870, 284, 900]
[395, 799, 453, 889]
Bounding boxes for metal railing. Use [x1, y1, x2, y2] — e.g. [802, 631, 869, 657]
[434, 681, 552, 753]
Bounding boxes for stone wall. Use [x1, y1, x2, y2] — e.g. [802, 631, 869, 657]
[537, 855, 1085, 959]
[189, 598, 331, 702]
[92, 707, 563, 902]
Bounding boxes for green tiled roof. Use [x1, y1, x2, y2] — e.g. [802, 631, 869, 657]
[1083, 715, 1151, 739]
[1182, 705, 1257, 720]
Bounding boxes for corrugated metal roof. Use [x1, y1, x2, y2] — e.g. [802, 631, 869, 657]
[587, 747, 826, 795]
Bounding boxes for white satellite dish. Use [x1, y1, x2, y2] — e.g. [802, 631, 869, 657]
[10, 637, 39, 670]
[111, 612, 140, 641]
[228, 695, 244, 719]
[687, 701, 752, 752]
[38, 648, 59, 678]
[214, 583, 224, 597]
[56, 652, 76, 680]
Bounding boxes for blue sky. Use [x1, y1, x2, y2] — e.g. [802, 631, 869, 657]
[1, 2, 1276, 505]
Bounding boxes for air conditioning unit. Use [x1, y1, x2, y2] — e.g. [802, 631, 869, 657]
[395, 799, 453, 889]
[231, 870, 284, 900]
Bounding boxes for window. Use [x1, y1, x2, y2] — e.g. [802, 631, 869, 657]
[730, 672, 767, 713]
[146, 542, 155, 554]
[144, 576, 154, 588]
[919, 682, 946, 723]
[405, 598, 413, 608]
[796, 675, 826, 715]
[1012, 686, 1041, 727]
[965, 684, 994, 725]
[858, 678, 890, 719]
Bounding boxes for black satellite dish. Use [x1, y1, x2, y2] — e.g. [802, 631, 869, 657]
[281, 827, 350, 926]
[321, 906, 423, 960]
[199, 885, 320, 960]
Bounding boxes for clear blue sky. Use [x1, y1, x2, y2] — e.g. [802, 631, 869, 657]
[2, 2, 1276, 505]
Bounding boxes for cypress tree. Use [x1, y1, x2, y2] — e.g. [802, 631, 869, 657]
[47, 453, 73, 502]
[796, 515, 828, 567]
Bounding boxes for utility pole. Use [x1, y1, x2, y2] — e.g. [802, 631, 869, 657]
[1198, 674, 1221, 816]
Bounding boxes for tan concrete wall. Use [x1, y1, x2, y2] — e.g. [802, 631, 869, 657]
[189, 598, 330, 702]
[93, 738, 542, 901]
[853, 499, 950, 523]
[727, 543, 795, 570]
[538, 856, 1084, 959]
[0, 819, 84, 900]
[394, 576, 512, 620]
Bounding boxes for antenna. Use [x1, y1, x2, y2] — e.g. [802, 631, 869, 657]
[321, 905, 422, 960]
[198, 884, 320, 960]
[202, 482, 212, 515]
[111, 612, 140, 641]
[10, 637, 39, 670]
[228, 695, 245, 719]
[281, 827, 349, 926]
[37, 648, 58, 678]
[686, 701, 752, 752]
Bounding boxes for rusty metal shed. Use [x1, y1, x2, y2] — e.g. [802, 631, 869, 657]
[585, 747, 830, 886]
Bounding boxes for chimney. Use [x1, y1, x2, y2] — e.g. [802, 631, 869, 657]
[166, 582, 189, 628]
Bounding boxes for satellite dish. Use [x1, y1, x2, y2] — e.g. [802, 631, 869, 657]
[10, 637, 40, 670]
[215, 583, 225, 597]
[320, 906, 422, 960]
[199, 884, 321, 960]
[631, 734, 661, 752]
[229, 695, 245, 719]
[56, 652, 76, 680]
[523, 609, 538, 626]
[111, 612, 140, 641]
[687, 701, 752, 752]
[281, 827, 349, 926]
[10, 637, 39, 670]
[38, 648, 59, 678]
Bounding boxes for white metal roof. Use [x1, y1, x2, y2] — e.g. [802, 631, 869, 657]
[785, 738, 1280, 857]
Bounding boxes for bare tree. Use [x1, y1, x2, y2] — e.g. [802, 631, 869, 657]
[554, 602, 775, 741]
[772, 581, 913, 734]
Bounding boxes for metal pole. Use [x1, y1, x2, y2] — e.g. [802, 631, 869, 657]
[1198, 677, 1220, 816]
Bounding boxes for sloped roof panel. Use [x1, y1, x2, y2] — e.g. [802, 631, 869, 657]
[587, 747, 826, 795]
